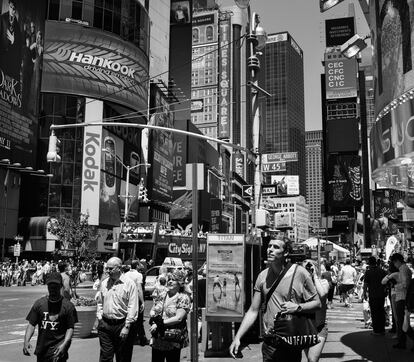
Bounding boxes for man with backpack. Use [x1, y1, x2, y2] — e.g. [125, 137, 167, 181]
[229, 236, 321, 362]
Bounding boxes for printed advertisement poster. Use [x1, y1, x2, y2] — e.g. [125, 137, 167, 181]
[42, 21, 148, 112]
[149, 88, 174, 202]
[170, 0, 191, 24]
[206, 234, 244, 320]
[370, 0, 414, 117]
[324, 50, 357, 99]
[99, 129, 124, 226]
[0, 0, 46, 165]
[325, 17, 355, 47]
[270, 175, 299, 196]
[327, 154, 362, 210]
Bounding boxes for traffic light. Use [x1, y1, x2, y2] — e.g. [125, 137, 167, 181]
[138, 179, 149, 202]
[46, 131, 61, 162]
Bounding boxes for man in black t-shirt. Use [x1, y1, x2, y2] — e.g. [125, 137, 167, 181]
[23, 272, 78, 361]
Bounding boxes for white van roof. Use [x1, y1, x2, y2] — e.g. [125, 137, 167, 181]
[162, 257, 184, 267]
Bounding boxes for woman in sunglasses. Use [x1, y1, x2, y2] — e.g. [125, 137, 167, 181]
[149, 269, 191, 362]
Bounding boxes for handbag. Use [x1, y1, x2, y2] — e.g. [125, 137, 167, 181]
[163, 327, 186, 343]
[158, 295, 188, 345]
[267, 265, 319, 349]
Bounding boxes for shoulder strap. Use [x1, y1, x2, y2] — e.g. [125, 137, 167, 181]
[264, 263, 292, 311]
[288, 264, 298, 300]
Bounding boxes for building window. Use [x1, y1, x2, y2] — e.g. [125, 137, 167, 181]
[206, 25, 213, 41]
[72, 0, 83, 20]
[48, 0, 60, 20]
[193, 28, 199, 43]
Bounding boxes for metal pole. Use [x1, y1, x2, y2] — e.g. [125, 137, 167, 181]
[2, 170, 8, 261]
[317, 233, 321, 277]
[191, 163, 199, 362]
[124, 166, 130, 224]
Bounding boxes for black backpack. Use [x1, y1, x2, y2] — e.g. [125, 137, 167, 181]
[407, 278, 414, 312]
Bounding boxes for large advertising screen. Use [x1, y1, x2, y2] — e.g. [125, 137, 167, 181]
[149, 88, 174, 202]
[270, 175, 300, 196]
[206, 234, 244, 321]
[99, 128, 124, 227]
[0, 0, 46, 166]
[42, 21, 149, 112]
[370, 0, 414, 117]
[324, 50, 358, 99]
[327, 154, 362, 210]
[325, 17, 355, 47]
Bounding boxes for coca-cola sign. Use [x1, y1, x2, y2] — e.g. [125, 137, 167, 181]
[327, 154, 362, 212]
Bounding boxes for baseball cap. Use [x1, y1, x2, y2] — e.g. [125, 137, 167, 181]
[46, 271, 63, 285]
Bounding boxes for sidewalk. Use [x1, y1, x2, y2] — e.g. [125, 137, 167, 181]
[66, 300, 414, 362]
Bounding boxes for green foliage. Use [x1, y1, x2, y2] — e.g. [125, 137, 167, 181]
[48, 213, 97, 260]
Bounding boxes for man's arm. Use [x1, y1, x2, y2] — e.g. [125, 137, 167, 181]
[125, 282, 139, 326]
[96, 290, 103, 320]
[229, 291, 261, 358]
[53, 328, 74, 358]
[23, 323, 35, 356]
[137, 283, 144, 312]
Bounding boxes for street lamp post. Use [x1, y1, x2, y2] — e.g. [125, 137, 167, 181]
[102, 148, 150, 223]
[235, 0, 269, 235]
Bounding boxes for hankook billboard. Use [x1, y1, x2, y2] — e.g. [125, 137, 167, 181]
[0, 0, 46, 166]
[42, 21, 149, 112]
[370, 0, 414, 117]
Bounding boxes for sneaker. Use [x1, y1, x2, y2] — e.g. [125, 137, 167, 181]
[392, 343, 406, 349]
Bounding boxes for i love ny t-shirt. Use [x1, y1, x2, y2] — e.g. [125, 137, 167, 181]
[26, 296, 78, 355]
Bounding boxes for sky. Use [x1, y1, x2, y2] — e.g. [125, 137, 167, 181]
[218, 0, 370, 131]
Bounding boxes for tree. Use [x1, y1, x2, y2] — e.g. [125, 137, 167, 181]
[48, 213, 97, 260]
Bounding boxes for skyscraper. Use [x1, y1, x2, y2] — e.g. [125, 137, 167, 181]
[306, 130, 323, 228]
[261, 32, 306, 196]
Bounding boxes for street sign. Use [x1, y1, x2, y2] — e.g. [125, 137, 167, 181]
[262, 185, 277, 196]
[13, 244, 21, 257]
[261, 161, 286, 173]
[313, 228, 327, 234]
[262, 152, 298, 163]
[242, 185, 253, 198]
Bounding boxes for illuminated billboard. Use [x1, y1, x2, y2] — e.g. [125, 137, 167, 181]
[325, 17, 355, 47]
[270, 175, 299, 196]
[0, 0, 46, 166]
[326, 154, 362, 210]
[42, 21, 149, 112]
[149, 87, 174, 202]
[324, 50, 357, 99]
[370, 0, 414, 117]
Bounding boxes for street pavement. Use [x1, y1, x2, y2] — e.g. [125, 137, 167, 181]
[0, 286, 413, 361]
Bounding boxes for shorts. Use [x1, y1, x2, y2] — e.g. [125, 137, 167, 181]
[339, 284, 354, 294]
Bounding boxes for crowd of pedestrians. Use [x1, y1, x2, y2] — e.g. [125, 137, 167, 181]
[15, 241, 414, 362]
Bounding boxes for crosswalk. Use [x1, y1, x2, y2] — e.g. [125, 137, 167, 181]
[326, 303, 365, 325]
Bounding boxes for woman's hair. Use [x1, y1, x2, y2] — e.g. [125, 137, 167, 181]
[167, 269, 187, 293]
